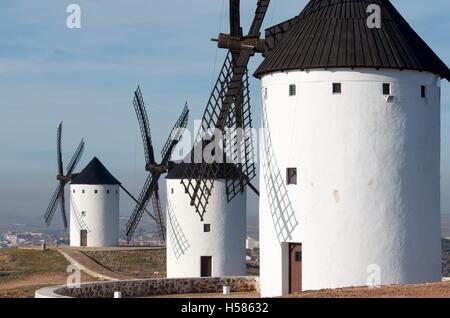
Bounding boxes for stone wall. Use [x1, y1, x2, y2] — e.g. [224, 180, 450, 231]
[49, 276, 259, 298]
[442, 239, 450, 277]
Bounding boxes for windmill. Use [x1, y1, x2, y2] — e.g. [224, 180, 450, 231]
[125, 86, 189, 242]
[44, 122, 85, 229]
[180, 0, 270, 221]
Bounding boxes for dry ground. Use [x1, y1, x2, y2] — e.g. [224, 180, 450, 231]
[289, 281, 450, 298]
[148, 292, 260, 298]
[149, 282, 450, 298]
[0, 248, 96, 298]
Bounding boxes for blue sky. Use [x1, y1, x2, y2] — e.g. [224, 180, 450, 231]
[0, 1, 449, 228]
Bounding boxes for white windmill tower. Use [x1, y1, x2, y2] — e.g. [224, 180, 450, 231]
[253, 0, 450, 296]
[166, 151, 248, 278]
[123, 84, 248, 278]
[69, 157, 121, 247]
[44, 123, 139, 248]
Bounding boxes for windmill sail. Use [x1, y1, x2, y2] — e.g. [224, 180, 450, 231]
[44, 122, 84, 229]
[125, 88, 189, 242]
[180, 0, 270, 220]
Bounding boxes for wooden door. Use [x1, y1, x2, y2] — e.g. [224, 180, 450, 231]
[289, 243, 302, 293]
[80, 230, 87, 247]
[200, 256, 212, 277]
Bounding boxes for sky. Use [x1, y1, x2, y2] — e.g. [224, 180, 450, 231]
[0, 0, 449, 229]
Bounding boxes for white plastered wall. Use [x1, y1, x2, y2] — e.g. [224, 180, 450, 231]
[166, 179, 246, 278]
[70, 184, 119, 247]
[259, 69, 441, 297]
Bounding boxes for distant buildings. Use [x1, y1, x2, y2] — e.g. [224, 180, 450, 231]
[246, 236, 259, 250]
[3, 232, 18, 246]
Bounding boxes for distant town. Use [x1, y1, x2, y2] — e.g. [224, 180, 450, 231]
[0, 229, 161, 248]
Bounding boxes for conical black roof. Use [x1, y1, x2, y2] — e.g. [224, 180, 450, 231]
[255, 0, 450, 80]
[71, 157, 120, 185]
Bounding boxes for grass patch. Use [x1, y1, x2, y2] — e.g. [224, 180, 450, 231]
[0, 248, 97, 298]
[0, 249, 68, 284]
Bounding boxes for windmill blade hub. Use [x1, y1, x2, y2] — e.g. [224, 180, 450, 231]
[145, 163, 169, 174]
[216, 33, 266, 54]
[56, 175, 71, 182]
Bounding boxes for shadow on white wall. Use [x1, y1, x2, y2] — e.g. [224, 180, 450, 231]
[167, 197, 190, 259]
[262, 102, 298, 242]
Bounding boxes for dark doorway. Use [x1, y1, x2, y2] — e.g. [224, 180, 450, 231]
[289, 243, 302, 293]
[80, 230, 87, 247]
[200, 256, 212, 277]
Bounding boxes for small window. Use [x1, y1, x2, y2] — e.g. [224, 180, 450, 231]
[264, 87, 268, 100]
[116, 190, 118, 194]
[81, 211, 86, 217]
[73, 189, 75, 194]
[383, 83, 391, 95]
[421, 85, 426, 98]
[171, 188, 174, 194]
[107, 189, 110, 194]
[289, 84, 296, 96]
[332, 83, 341, 94]
[286, 168, 297, 185]
[204, 224, 211, 233]
[94, 190, 98, 194]
[295, 252, 302, 262]
[82, 189, 85, 194]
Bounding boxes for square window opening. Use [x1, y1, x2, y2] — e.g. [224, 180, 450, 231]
[287, 168, 298, 185]
[204, 224, 211, 233]
[289, 84, 296, 96]
[383, 83, 391, 95]
[421, 85, 426, 98]
[332, 83, 341, 94]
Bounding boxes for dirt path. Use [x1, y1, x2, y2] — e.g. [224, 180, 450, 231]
[56, 248, 130, 281]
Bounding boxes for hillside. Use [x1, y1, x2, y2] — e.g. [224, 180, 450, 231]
[0, 248, 96, 298]
[82, 249, 166, 278]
